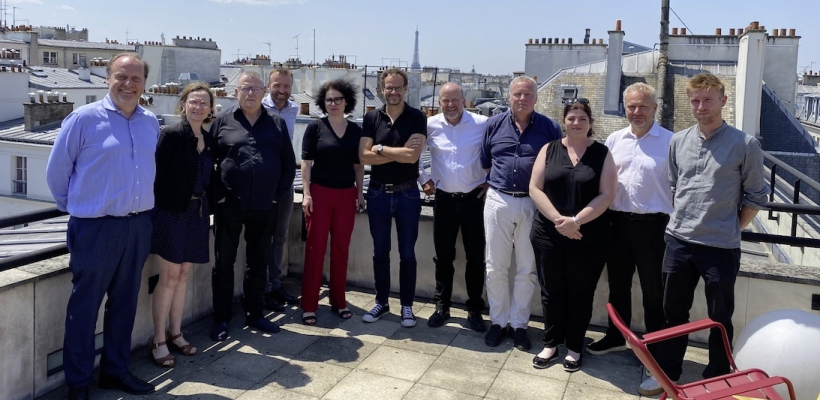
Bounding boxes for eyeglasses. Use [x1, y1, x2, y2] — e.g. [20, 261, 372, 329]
[238, 86, 264, 94]
[324, 96, 345, 105]
[384, 86, 406, 93]
[566, 97, 589, 105]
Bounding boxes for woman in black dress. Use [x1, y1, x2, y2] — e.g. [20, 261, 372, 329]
[529, 99, 616, 372]
[150, 82, 217, 368]
[300, 79, 365, 325]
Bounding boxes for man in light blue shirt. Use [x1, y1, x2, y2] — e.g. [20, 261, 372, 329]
[46, 52, 159, 400]
[261, 67, 300, 310]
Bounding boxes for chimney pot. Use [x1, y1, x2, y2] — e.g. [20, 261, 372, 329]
[681, 28, 687, 35]
[615, 19, 622, 31]
[780, 28, 786, 36]
[716, 28, 722, 35]
[568, 38, 573, 44]
[528, 38, 533, 44]
[739, 28, 745, 35]
[548, 38, 553, 44]
[561, 38, 566, 44]
[730, 28, 736, 35]
[772, 29, 779, 37]
[535, 38, 539, 44]
[542, 37, 546, 44]
[789, 28, 796, 36]
[300, 102, 310, 115]
[672, 28, 679, 35]
[751, 21, 759, 29]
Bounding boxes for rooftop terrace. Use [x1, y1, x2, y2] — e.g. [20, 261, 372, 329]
[34, 277, 712, 400]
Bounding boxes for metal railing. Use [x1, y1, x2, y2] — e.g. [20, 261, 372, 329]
[1, 153, 818, 275]
[0, 207, 67, 273]
[743, 152, 820, 248]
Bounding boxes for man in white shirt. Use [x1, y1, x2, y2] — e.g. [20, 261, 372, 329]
[419, 83, 489, 331]
[589, 83, 673, 359]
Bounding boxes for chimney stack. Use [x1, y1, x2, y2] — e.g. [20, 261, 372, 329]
[735, 24, 767, 138]
[24, 94, 74, 131]
[604, 22, 625, 114]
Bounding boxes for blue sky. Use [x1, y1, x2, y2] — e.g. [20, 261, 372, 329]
[6, 0, 820, 76]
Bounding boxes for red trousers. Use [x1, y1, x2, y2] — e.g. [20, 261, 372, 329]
[301, 183, 357, 312]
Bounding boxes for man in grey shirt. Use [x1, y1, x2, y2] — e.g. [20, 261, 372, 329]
[639, 73, 767, 395]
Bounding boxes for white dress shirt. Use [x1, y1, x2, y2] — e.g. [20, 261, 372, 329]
[419, 110, 488, 193]
[605, 121, 674, 214]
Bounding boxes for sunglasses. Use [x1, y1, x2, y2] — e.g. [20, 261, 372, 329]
[566, 97, 590, 105]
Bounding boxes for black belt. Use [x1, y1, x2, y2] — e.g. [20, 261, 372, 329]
[496, 188, 529, 198]
[611, 210, 668, 222]
[369, 180, 417, 193]
[437, 187, 483, 199]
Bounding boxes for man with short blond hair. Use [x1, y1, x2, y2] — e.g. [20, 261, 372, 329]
[639, 73, 767, 395]
[47, 52, 158, 399]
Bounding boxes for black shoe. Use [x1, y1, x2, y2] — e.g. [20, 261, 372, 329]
[264, 293, 286, 312]
[427, 307, 450, 327]
[210, 321, 229, 341]
[563, 354, 583, 372]
[246, 316, 281, 333]
[484, 324, 507, 347]
[586, 335, 628, 355]
[513, 328, 531, 351]
[702, 364, 731, 379]
[532, 349, 559, 369]
[67, 387, 89, 400]
[467, 311, 486, 332]
[98, 371, 155, 395]
[272, 287, 299, 305]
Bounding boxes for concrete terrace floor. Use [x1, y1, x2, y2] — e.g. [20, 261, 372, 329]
[38, 277, 713, 400]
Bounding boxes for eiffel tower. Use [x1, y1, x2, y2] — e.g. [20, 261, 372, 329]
[411, 25, 421, 71]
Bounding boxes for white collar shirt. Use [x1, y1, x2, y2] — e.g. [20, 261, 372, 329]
[421, 110, 489, 193]
[605, 121, 674, 214]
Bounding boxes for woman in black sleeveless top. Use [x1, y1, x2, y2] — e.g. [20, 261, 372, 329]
[529, 99, 616, 372]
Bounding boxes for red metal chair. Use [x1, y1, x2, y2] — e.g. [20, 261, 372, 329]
[606, 303, 796, 400]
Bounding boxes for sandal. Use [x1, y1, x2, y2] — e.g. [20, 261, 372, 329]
[150, 341, 175, 368]
[302, 312, 317, 325]
[331, 307, 353, 319]
[166, 331, 197, 356]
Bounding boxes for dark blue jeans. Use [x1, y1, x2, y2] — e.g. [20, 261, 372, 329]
[366, 186, 421, 306]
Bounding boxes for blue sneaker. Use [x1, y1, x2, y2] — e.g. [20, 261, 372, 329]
[362, 303, 390, 323]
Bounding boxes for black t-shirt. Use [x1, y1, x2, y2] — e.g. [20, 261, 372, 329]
[361, 103, 427, 184]
[301, 117, 362, 189]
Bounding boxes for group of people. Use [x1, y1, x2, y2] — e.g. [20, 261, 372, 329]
[47, 52, 302, 400]
[45, 50, 767, 400]
[358, 69, 765, 397]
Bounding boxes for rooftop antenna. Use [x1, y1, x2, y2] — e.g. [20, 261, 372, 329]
[263, 41, 271, 59]
[293, 33, 300, 60]
[12, 5, 20, 26]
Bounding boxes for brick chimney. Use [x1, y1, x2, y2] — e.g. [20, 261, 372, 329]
[24, 93, 74, 131]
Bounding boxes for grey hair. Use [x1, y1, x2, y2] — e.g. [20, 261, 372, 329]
[237, 70, 263, 83]
[509, 76, 538, 98]
[623, 82, 658, 104]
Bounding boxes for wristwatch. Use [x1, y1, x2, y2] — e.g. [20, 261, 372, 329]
[376, 144, 384, 154]
[572, 216, 582, 227]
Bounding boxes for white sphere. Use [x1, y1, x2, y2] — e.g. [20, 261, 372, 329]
[734, 309, 820, 400]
